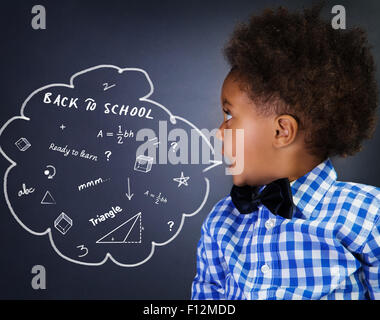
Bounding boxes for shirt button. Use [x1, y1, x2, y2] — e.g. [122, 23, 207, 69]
[331, 267, 340, 276]
[261, 264, 270, 274]
[265, 219, 275, 230]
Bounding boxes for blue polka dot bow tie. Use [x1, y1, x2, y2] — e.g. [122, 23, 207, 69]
[230, 177, 294, 219]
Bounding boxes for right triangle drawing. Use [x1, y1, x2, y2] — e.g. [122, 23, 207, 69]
[96, 212, 142, 244]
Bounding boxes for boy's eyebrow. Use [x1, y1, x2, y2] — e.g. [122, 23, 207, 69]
[222, 98, 233, 107]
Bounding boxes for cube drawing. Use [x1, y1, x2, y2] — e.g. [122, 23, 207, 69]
[54, 212, 73, 235]
[15, 137, 31, 151]
[134, 155, 153, 173]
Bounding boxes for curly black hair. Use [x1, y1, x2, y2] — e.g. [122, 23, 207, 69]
[223, 3, 378, 159]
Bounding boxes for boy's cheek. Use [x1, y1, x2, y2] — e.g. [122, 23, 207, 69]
[223, 129, 245, 175]
[221, 129, 236, 159]
[232, 130, 245, 175]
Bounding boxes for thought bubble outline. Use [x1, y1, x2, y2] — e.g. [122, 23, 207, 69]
[0, 64, 219, 267]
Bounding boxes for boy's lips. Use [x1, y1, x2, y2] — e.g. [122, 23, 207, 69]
[223, 154, 235, 166]
[228, 161, 236, 168]
[221, 145, 238, 170]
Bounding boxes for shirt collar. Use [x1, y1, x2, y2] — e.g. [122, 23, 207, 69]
[289, 157, 337, 219]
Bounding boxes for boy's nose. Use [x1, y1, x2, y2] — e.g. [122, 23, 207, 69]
[216, 128, 224, 156]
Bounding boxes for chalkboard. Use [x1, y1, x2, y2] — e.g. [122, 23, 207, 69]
[1, 0, 380, 299]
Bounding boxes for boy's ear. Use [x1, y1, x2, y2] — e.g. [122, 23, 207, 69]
[273, 115, 298, 148]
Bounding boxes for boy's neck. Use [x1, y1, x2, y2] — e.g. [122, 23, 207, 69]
[287, 153, 326, 183]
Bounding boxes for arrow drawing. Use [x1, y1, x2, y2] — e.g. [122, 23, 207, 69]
[126, 177, 134, 200]
[202, 159, 223, 173]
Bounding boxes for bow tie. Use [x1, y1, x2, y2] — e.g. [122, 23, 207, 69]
[230, 177, 294, 219]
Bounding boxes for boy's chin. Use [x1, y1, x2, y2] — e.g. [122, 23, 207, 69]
[231, 174, 247, 187]
[231, 172, 261, 187]
[228, 163, 251, 186]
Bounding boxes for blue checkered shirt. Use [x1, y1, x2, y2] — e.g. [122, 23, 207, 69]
[191, 158, 380, 300]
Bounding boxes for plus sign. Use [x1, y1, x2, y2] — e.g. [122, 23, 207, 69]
[60, 124, 66, 130]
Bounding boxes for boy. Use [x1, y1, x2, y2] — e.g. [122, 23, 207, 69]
[191, 4, 380, 300]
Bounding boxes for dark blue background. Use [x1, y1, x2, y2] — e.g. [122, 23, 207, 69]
[1, 0, 379, 299]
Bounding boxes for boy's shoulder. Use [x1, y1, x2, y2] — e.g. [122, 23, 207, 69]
[334, 180, 380, 199]
[331, 179, 380, 213]
[328, 180, 380, 225]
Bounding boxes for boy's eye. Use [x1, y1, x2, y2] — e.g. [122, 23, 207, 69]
[223, 109, 232, 121]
